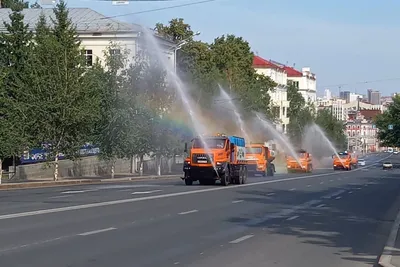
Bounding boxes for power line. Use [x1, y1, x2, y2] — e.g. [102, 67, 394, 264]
[99, 0, 218, 20]
[318, 77, 400, 89]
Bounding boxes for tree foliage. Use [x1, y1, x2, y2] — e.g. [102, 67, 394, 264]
[24, 1, 101, 180]
[375, 95, 400, 147]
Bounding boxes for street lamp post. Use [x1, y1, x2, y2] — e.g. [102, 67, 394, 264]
[173, 31, 200, 74]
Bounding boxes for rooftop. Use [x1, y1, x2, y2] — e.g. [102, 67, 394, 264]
[252, 56, 284, 70]
[0, 8, 142, 33]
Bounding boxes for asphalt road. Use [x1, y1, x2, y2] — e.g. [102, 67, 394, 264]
[0, 153, 398, 267]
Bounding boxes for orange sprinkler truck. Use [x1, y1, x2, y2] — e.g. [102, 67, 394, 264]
[182, 133, 248, 186]
[286, 149, 313, 173]
[245, 143, 275, 176]
[333, 151, 354, 170]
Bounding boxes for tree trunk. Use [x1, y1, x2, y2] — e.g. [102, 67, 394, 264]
[54, 154, 59, 181]
[111, 160, 115, 179]
[168, 157, 172, 174]
[130, 155, 137, 174]
[139, 155, 144, 176]
[0, 159, 3, 185]
[157, 155, 161, 176]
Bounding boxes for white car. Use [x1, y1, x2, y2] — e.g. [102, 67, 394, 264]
[383, 161, 393, 170]
[394, 151, 399, 155]
[358, 159, 366, 166]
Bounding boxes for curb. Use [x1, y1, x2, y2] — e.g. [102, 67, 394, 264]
[0, 175, 180, 190]
[378, 205, 400, 267]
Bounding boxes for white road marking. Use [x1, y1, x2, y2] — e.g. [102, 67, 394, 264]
[232, 200, 244, 203]
[356, 187, 362, 190]
[335, 196, 342, 200]
[307, 185, 311, 187]
[229, 234, 254, 244]
[267, 193, 275, 196]
[178, 209, 198, 215]
[316, 204, 326, 208]
[0, 235, 69, 254]
[49, 195, 71, 199]
[131, 190, 162, 195]
[286, 215, 299, 221]
[290, 188, 296, 191]
[78, 227, 116, 236]
[348, 191, 353, 194]
[0, 163, 386, 221]
[61, 190, 86, 194]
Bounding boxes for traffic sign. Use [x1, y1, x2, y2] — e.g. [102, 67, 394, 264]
[389, 124, 394, 130]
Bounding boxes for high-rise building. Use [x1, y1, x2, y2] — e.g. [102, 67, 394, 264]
[368, 89, 372, 103]
[340, 91, 351, 103]
[324, 89, 332, 100]
[370, 91, 381, 105]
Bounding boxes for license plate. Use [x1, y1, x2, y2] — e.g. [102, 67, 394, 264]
[198, 160, 207, 163]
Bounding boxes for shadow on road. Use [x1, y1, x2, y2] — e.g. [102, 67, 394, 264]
[225, 166, 400, 266]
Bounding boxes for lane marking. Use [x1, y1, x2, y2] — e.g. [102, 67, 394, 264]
[131, 190, 162, 195]
[178, 209, 198, 215]
[229, 234, 254, 244]
[78, 227, 116, 236]
[267, 193, 275, 196]
[287, 215, 299, 221]
[335, 196, 342, 200]
[348, 191, 353, 194]
[61, 190, 86, 194]
[0, 160, 388, 221]
[316, 204, 326, 208]
[49, 195, 71, 199]
[290, 188, 296, 191]
[232, 200, 244, 203]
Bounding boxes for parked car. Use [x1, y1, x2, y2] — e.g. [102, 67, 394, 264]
[383, 161, 393, 170]
[394, 151, 399, 155]
[358, 159, 366, 166]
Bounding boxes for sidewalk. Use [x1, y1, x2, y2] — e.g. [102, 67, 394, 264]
[379, 215, 400, 267]
[0, 174, 180, 190]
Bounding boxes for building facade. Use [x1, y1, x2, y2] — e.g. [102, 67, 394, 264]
[317, 98, 347, 121]
[253, 56, 289, 133]
[0, 8, 175, 68]
[282, 65, 317, 104]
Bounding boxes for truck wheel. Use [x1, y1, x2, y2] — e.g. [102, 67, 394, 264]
[243, 166, 248, 184]
[185, 178, 193, 185]
[221, 170, 229, 186]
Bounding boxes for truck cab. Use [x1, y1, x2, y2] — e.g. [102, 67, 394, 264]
[286, 149, 313, 173]
[333, 151, 353, 170]
[245, 143, 275, 176]
[182, 133, 248, 186]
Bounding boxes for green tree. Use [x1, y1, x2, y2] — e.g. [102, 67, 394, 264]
[30, 1, 41, 8]
[26, 1, 101, 180]
[287, 83, 314, 144]
[93, 43, 131, 178]
[315, 109, 347, 149]
[0, 1, 34, 179]
[155, 18, 194, 43]
[0, 0, 28, 8]
[375, 95, 400, 147]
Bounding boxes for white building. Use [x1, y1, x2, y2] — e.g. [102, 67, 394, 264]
[283, 65, 317, 104]
[324, 89, 332, 100]
[0, 8, 175, 68]
[343, 100, 385, 114]
[253, 56, 289, 133]
[317, 98, 347, 121]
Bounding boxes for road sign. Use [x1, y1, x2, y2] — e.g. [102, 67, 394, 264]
[389, 124, 394, 130]
[372, 124, 376, 129]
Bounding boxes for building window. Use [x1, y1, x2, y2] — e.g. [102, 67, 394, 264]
[84, 50, 93, 66]
[282, 107, 286, 116]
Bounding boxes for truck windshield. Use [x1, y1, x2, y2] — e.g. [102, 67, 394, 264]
[299, 153, 306, 158]
[337, 154, 348, 159]
[192, 138, 226, 149]
[246, 147, 262, 154]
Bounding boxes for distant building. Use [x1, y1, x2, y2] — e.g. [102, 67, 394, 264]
[339, 91, 351, 103]
[370, 91, 381, 105]
[324, 89, 332, 100]
[349, 93, 363, 102]
[317, 98, 347, 121]
[281, 64, 317, 104]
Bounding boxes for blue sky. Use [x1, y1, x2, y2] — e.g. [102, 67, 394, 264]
[48, 0, 400, 96]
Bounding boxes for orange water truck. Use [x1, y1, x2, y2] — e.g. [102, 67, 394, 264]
[182, 133, 248, 186]
[286, 149, 313, 173]
[332, 151, 353, 170]
[245, 142, 275, 176]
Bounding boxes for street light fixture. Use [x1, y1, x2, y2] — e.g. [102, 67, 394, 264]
[173, 31, 201, 73]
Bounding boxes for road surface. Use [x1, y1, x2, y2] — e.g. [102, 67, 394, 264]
[0, 153, 398, 267]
